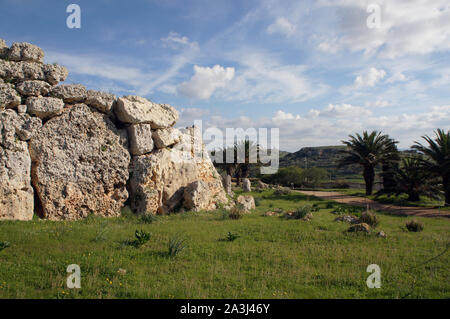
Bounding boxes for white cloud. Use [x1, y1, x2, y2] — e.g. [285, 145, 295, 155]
[267, 17, 296, 38]
[316, 0, 450, 58]
[161, 32, 199, 50]
[354, 67, 386, 88]
[365, 100, 390, 108]
[194, 104, 450, 152]
[311, 103, 372, 118]
[219, 51, 326, 103]
[273, 110, 301, 121]
[387, 72, 407, 83]
[177, 65, 235, 100]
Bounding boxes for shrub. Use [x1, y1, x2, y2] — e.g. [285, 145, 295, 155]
[326, 202, 334, 209]
[254, 197, 262, 207]
[0, 241, 10, 252]
[288, 206, 312, 220]
[229, 205, 245, 220]
[332, 206, 364, 215]
[359, 211, 380, 228]
[168, 235, 187, 257]
[223, 232, 240, 242]
[125, 230, 151, 248]
[311, 203, 320, 212]
[406, 219, 424, 232]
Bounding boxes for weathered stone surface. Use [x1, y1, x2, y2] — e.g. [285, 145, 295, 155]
[6, 112, 41, 143]
[17, 104, 27, 114]
[128, 123, 154, 156]
[0, 39, 7, 59]
[257, 180, 269, 189]
[0, 83, 21, 110]
[115, 95, 179, 127]
[129, 127, 227, 214]
[16, 80, 51, 97]
[335, 215, 359, 224]
[0, 110, 39, 220]
[376, 230, 387, 238]
[183, 180, 215, 212]
[51, 84, 87, 103]
[29, 104, 130, 220]
[152, 127, 182, 149]
[0, 60, 45, 82]
[85, 90, 116, 113]
[347, 223, 370, 233]
[222, 173, 232, 195]
[43, 64, 68, 85]
[236, 195, 255, 211]
[26, 96, 64, 119]
[8, 42, 44, 64]
[243, 178, 251, 192]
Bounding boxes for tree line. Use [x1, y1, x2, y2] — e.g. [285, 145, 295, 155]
[211, 129, 450, 206]
[339, 129, 449, 205]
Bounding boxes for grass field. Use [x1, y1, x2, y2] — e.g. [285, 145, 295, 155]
[0, 190, 449, 299]
[321, 188, 449, 209]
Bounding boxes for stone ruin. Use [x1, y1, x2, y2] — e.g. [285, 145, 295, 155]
[0, 39, 229, 221]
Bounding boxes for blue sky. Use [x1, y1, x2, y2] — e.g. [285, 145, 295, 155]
[1, 0, 449, 151]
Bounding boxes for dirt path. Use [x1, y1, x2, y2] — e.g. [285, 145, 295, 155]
[297, 190, 450, 218]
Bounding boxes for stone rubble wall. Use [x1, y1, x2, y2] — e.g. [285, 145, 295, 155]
[0, 39, 228, 220]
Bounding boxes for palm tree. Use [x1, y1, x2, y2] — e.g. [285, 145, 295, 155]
[412, 129, 450, 206]
[377, 157, 441, 201]
[339, 131, 399, 195]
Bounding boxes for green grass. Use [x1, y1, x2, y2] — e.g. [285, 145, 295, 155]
[320, 188, 448, 209]
[0, 189, 449, 299]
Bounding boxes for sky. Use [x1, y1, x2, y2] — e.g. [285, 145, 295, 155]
[1, 0, 449, 152]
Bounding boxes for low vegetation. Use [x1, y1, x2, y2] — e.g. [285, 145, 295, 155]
[0, 189, 448, 298]
[406, 220, 424, 233]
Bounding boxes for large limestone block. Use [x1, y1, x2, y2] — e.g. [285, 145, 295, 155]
[115, 95, 179, 128]
[243, 178, 251, 192]
[85, 90, 116, 113]
[222, 173, 232, 195]
[129, 127, 227, 214]
[29, 104, 130, 220]
[26, 96, 64, 120]
[236, 195, 255, 211]
[184, 180, 217, 212]
[43, 64, 68, 85]
[128, 123, 154, 156]
[0, 109, 42, 142]
[152, 127, 182, 149]
[0, 60, 67, 85]
[0, 60, 45, 82]
[8, 42, 44, 64]
[0, 110, 40, 220]
[16, 80, 52, 97]
[51, 84, 87, 103]
[0, 83, 21, 110]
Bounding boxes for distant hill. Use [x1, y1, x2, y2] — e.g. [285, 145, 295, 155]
[279, 145, 361, 180]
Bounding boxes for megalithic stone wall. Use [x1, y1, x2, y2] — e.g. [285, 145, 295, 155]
[0, 39, 228, 220]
